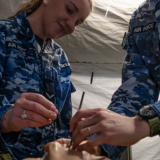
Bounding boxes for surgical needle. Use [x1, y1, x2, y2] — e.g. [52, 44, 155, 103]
[68, 91, 85, 148]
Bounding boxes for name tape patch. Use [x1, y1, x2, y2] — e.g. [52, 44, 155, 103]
[6, 42, 26, 56]
[133, 22, 156, 33]
[58, 62, 70, 68]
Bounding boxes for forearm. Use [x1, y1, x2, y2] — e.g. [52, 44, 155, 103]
[127, 116, 150, 145]
[1, 109, 12, 133]
[0, 96, 14, 135]
[99, 115, 150, 160]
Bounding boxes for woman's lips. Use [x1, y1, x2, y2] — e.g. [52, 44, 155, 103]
[58, 22, 65, 34]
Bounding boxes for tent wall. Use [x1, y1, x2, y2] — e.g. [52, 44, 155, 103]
[1, 1, 160, 160]
[0, 0, 23, 19]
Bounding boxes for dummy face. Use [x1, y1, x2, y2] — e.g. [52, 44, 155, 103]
[42, 0, 91, 39]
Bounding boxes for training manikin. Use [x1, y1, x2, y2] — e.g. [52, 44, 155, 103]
[24, 142, 109, 160]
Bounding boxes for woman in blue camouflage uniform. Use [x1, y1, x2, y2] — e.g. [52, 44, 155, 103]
[0, 0, 93, 159]
[64, 0, 160, 160]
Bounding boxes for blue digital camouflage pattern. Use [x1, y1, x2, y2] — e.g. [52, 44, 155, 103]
[0, 12, 75, 159]
[101, 0, 160, 159]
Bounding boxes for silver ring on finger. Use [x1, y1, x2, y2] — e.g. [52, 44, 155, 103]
[21, 110, 27, 119]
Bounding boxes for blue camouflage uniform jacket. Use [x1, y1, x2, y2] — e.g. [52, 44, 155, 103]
[101, 0, 160, 159]
[0, 12, 75, 159]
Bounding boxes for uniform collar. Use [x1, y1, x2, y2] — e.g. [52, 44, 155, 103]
[148, 0, 159, 10]
[15, 12, 34, 39]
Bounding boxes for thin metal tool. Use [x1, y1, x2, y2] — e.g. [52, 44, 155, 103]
[68, 91, 85, 148]
[55, 113, 63, 131]
[52, 112, 63, 141]
[90, 72, 94, 84]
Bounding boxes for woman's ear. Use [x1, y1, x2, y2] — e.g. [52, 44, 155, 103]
[43, 0, 48, 5]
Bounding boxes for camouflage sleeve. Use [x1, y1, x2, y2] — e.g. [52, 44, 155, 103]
[55, 82, 76, 140]
[109, 31, 159, 116]
[100, 25, 159, 159]
[0, 25, 16, 145]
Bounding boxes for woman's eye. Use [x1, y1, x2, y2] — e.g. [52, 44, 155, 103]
[67, 7, 72, 14]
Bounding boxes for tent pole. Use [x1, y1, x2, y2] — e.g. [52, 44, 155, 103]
[127, 146, 132, 160]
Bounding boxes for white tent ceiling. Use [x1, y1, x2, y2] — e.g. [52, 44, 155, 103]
[55, 0, 143, 64]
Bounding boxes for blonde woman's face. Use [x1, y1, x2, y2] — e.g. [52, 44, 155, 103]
[42, 0, 91, 39]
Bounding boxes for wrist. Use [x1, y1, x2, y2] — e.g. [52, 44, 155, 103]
[137, 105, 160, 137]
[1, 109, 12, 133]
[134, 116, 150, 139]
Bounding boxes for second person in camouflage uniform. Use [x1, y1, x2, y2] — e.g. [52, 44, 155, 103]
[66, 0, 160, 160]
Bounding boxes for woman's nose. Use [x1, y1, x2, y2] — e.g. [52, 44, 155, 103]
[66, 19, 76, 33]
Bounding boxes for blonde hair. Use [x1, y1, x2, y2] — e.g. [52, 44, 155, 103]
[8, 0, 43, 19]
[9, 0, 93, 19]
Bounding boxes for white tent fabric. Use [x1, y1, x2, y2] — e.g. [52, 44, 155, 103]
[55, 0, 142, 64]
[1, 0, 160, 160]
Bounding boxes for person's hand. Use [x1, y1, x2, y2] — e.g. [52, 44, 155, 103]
[70, 108, 150, 152]
[1, 93, 58, 133]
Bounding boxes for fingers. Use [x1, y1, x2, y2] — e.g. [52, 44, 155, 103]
[70, 108, 106, 132]
[19, 109, 52, 125]
[22, 101, 57, 120]
[72, 113, 100, 142]
[23, 93, 58, 113]
[72, 123, 100, 149]
[20, 118, 45, 128]
[7, 93, 59, 132]
[15, 93, 58, 120]
[76, 135, 104, 152]
[72, 111, 108, 149]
